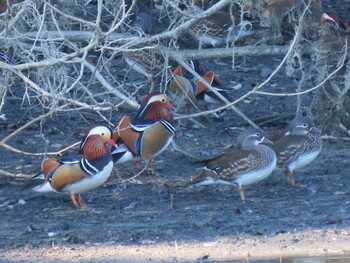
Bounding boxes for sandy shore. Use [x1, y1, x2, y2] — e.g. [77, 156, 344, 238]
[1, 229, 350, 262]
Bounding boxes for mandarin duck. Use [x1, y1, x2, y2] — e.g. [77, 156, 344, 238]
[123, 44, 175, 92]
[172, 60, 206, 79]
[320, 13, 350, 30]
[245, 0, 300, 40]
[168, 60, 232, 112]
[272, 116, 322, 186]
[188, 128, 277, 201]
[33, 125, 116, 208]
[188, 8, 259, 48]
[112, 92, 176, 175]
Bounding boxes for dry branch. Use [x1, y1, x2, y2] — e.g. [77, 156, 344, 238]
[0, 141, 82, 156]
[0, 31, 315, 59]
[255, 40, 348, 97]
[0, 106, 63, 145]
[172, 44, 315, 59]
[175, 0, 315, 122]
[81, 59, 139, 110]
[0, 0, 346, 172]
[0, 169, 32, 178]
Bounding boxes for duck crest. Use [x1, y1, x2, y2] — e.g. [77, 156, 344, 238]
[79, 125, 98, 154]
[328, 13, 342, 25]
[134, 92, 159, 122]
[140, 92, 159, 108]
[134, 93, 173, 124]
[323, 13, 349, 30]
[286, 116, 315, 136]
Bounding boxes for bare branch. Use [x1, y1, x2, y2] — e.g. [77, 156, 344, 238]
[256, 39, 348, 96]
[0, 169, 32, 178]
[0, 105, 67, 145]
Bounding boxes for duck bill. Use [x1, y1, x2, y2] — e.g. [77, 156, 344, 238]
[262, 137, 273, 145]
[166, 102, 175, 111]
[107, 138, 117, 147]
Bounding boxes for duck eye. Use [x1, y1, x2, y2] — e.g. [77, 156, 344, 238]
[101, 133, 105, 136]
[302, 123, 308, 128]
[255, 133, 260, 137]
[161, 98, 166, 103]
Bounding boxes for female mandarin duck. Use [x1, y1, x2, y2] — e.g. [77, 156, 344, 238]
[33, 126, 117, 208]
[188, 128, 277, 201]
[123, 43, 177, 93]
[188, 5, 259, 48]
[168, 60, 232, 112]
[272, 116, 322, 186]
[189, 12, 238, 47]
[112, 92, 176, 175]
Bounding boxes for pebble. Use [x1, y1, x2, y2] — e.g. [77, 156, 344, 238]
[140, 239, 156, 245]
[18, 199, 26, 205]
[232, 83, 243, 90]
[48, 232, 57, 237]
[26, 225, 32, 233]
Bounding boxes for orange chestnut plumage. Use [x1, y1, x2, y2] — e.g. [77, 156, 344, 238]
[82, 135, 116, 160]
[41, 158, 60, 179]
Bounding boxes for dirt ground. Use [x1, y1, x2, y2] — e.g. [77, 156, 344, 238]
[1, 51, 350, 263]
[1, 1, 350, 262]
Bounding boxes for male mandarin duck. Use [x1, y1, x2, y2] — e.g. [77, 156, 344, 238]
[320, 13, 350, 30]
[172, 60, 206, 79]
[272, 116, 322, 186]
[33, 126, 117, 208]
[188, 128, 277, 201]
[112, 92, 176, 175]
[168, 60, 232, 112]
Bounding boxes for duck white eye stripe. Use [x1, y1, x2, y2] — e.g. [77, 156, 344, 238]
[87, 127, 110, 138]
[322, 14, 339, 28]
